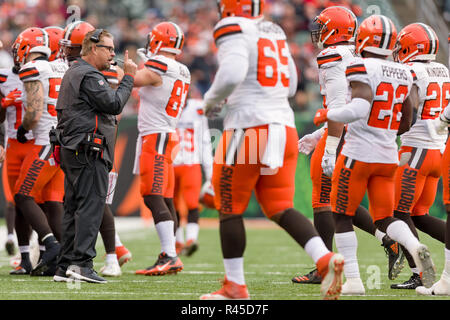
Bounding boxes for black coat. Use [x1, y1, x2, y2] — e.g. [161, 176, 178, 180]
[55, 58, 134, 169]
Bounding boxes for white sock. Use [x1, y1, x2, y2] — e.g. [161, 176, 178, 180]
[444, 249, 450, 274]
[155, 220, 176, 257]
[175, 227, 185, 243]
[114, 232, 123, 247]
[304, 236, 329, 263]
[375, 229, 386, 243]
[39, 245, 45, 252]
[386, 220, 420, 256]
[223, 257, 245, 285]
[411, 267, 420, 275]
[335, 231, 360, 279]
[106, 253, 118, 264]
[186, 223, 199, 242]
[19, 245, 30, 253]
[41, 233, 54, 242]
[7, 233, 15, 242]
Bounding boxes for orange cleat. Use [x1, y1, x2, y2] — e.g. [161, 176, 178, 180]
[135, 252, 183, 276]
[200, 277, 250, 300]
[115, 245, 132, 267]
[316, 252, 345, 300]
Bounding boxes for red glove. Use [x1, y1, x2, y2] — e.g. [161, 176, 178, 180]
[313, 109, 329, 126]
[1, 89, 22, 108]
[52, 145, 61, 166]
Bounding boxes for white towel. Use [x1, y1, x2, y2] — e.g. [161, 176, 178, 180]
[132, 135, 142, 175]
[261, 123, 286, 170]
[106, 172, 118, 205]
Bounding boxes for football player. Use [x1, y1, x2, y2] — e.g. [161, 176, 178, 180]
[200, 0, 345, 300]
[173, 94, 214, 257]
[133, 21, 190, 276]
[58, 21, 132, 277]
[314, 14, 436, 293]
[0, 49, 35, 273]
[295, 6, 403, 287]
[12, 27, 63, 275]
[389, 23, 448, 290]
[416, 35, 450, 295]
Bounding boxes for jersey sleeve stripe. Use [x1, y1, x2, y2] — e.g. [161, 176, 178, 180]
[213, 24, 243, 43]
[317, 53, 342, 66]
[19, 67, 40, 80]
[410, 70, 418, 81]
[345, 64, 367, 76]
[145, 60, 168, 73]
[0, 75, 7, 83]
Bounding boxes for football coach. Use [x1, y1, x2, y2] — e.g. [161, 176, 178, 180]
[53, 29, 136, 283]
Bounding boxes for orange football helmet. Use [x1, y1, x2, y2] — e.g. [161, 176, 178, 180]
[311, 6, 357, 49]
[60, 21, 95, 62]
[12, 27, 51, 67]
[355, 15, 397, 56]
[394, 23, 439, 63]
[217, 0, 265, 19]
[147, 22, 185, 56]
[44, 26, 64, 61]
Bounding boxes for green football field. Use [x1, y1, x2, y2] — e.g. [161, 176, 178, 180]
[0, 218, 449, 301]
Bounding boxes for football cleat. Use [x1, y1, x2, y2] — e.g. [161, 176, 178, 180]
[382, 235, 405, 280]
[391, 273, 422, 289]
[200, 277, 250, 300]
[291, 268, 322, 284]
[182, 239, 198, 257]
[5, 239, 16, 256]
[135, 252, 183, 276]
[316, 252, 345, 300]
[341, 278, 366, 295]
[176, 241, 184, 255]
[66, 265, 107, 284]
[100, 260, 122, 277]
[416, 273, 450, 296]
[115, 245, 132, 267]
[412, 244, 436, 288]
[10, 259, 32, 275]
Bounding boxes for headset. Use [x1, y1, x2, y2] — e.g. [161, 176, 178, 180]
[90, 29, 104, 43]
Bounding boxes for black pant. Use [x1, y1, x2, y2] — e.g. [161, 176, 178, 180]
[57, 148, 108, 269]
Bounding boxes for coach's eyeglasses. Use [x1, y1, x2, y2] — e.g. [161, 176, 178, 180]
[96, 44, 115, 53]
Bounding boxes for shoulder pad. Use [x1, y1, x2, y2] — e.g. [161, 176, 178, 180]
[317, 48, 343, 68]
[19, 63, 40, 81]
[345, 58, 368, 78]
[213, 17, 246, 45]
[144, 58, 168, 74]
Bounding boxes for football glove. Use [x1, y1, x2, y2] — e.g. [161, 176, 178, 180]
[321, 136, 339, 177]
[204, 100, 225, 119]
[313, 109, 328, 126]
[298, 128, 324, 155]
[426, 114, 449, 141]
[16, 125, 29, 144]
[1, 88, 21, 108]
[199, 181, 216, 209]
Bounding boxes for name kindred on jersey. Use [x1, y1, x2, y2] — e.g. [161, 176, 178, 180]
[425, 66, 449, 78]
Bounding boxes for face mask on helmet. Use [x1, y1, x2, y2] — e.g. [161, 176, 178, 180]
[310, 17, 328, 48]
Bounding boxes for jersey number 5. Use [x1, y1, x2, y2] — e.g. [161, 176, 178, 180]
[166, 80, 189, 118]
[368, 82, 409, 130]
[257, 38, 290, 88]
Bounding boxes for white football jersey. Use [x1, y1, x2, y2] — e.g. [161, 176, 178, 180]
[138, 55, 191, 136]
[317, 45, 356, 109]
[342, 57, 413, 164]
[212, 16, 295, 129]
[400, 61, 450, 150]
[173, 99, 213, 179]
[19, 58, 67, 145]
[0, 68, 34, 141]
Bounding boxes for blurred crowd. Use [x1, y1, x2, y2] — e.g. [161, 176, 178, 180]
[0, 0, 362, 117]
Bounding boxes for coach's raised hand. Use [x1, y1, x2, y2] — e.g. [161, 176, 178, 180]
[123, 50, 137, 77]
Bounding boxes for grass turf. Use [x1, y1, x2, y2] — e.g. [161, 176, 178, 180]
[0, 218, 448, 300]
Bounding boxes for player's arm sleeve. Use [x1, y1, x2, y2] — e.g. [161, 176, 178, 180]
[203, 37, 249, 106]
[323, 65, 348, 110]
[200, 116, 213, 181]
[327, 97, 371, 123]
